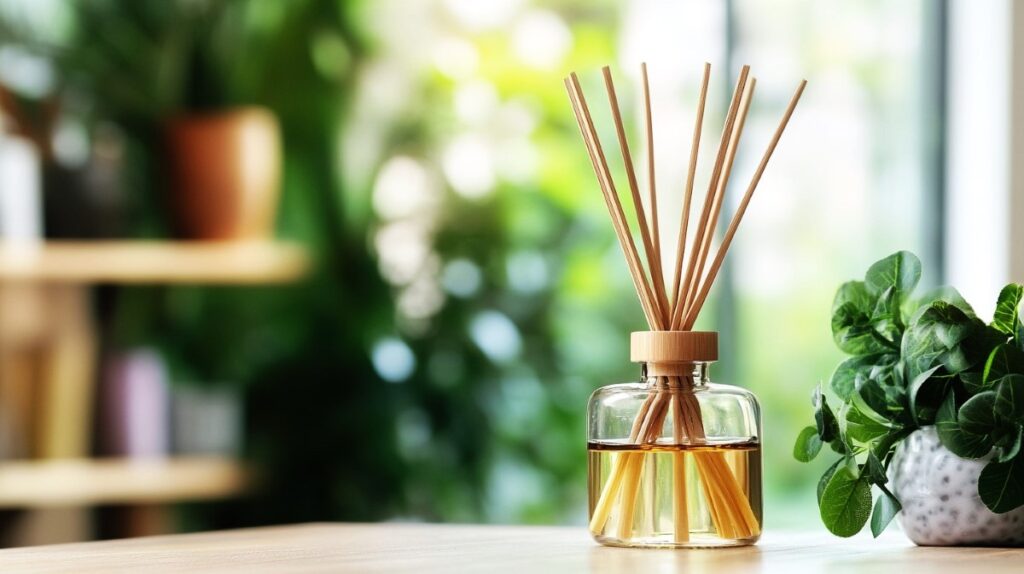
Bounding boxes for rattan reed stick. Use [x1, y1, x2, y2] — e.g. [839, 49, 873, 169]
[672, 65, 750, 330]
[682, 78, 756, 316]
[566, 74, 663, 329]
[669, 63, 711, 317]
[603, 67, 669, 320]
[682, 80, 807, 329]
[641, 64, 662, 293]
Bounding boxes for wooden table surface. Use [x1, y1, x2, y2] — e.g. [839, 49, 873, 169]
[0, 522, 1021, 573]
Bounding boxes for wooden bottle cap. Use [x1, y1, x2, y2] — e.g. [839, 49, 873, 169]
[630, 331, 718, 363]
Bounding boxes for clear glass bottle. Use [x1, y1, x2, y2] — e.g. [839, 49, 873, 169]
[587, 332, 762, 548]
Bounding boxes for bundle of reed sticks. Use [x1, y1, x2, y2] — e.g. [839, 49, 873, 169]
[565, 63, 805, 543]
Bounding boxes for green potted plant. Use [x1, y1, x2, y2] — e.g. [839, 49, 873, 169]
[794, 251, 1024, 545]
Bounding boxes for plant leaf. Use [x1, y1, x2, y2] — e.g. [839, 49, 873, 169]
[869, 355, 903, 386]
[832, 280, 874, 315]
[865, 251, 921, 301]
[870, 487, 902, 537]
[854, 376, 891, 420]
[872, 427, 913, 461]
[995, 374, 1024, 423]
[832, 280, 897, 354]
[959, 391, 998, 436]
[914, 285, 977, 318]
[794, 426, 823, 462]
[829, 436, 848, 455]
[819, 465, 872, 537]
[979, 454, 1024, 513]
[907, 365, 947, 424]
[843, 402, 890, 444]
[871, 286, 903, 340]
[993, 283, 1024, 335]
[902, 302, 982, 382]
[865, 451, 887, 484]
[818, 457, 844, 504]
[962, 371, 986, 396]
[833, 302, 893, 355]
[996, 425, 1024, 463]
[813, 385, 839, 443]
[984, 343, 1024, 385]
[936, 391, 993, 458]
[831, 355, 884, 401]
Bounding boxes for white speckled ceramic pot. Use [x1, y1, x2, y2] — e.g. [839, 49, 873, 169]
[889, 426, 1024, 546]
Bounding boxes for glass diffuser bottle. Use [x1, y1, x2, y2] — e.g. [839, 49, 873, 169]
[587, 331, 762, 548]
[565, 61, 803, 549]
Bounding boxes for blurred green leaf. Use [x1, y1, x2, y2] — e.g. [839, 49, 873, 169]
[993, 284, 1024, 335]
[794, 426, 823, 463]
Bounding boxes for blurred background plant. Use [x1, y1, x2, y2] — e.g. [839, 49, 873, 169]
[0, 0, 948, 537]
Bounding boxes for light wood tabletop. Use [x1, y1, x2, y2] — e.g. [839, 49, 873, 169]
[0, 522, 1021, 573]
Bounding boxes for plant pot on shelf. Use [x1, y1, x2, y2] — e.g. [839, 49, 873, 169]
[889, 426, 1024, 546]
[164, 107, 281, 240]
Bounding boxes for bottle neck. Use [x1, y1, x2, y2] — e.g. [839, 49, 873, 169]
[641, 361, 711, 386]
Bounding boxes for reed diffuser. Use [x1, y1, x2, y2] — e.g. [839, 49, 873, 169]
[566, 63, 805, 548]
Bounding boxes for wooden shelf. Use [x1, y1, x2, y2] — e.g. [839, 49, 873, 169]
[0, 241, 309, 284]
[0, 457, 249, 508]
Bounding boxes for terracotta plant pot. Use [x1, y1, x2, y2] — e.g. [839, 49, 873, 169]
[889, 426, 1024, 546]
[164, 107, 281, 240]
